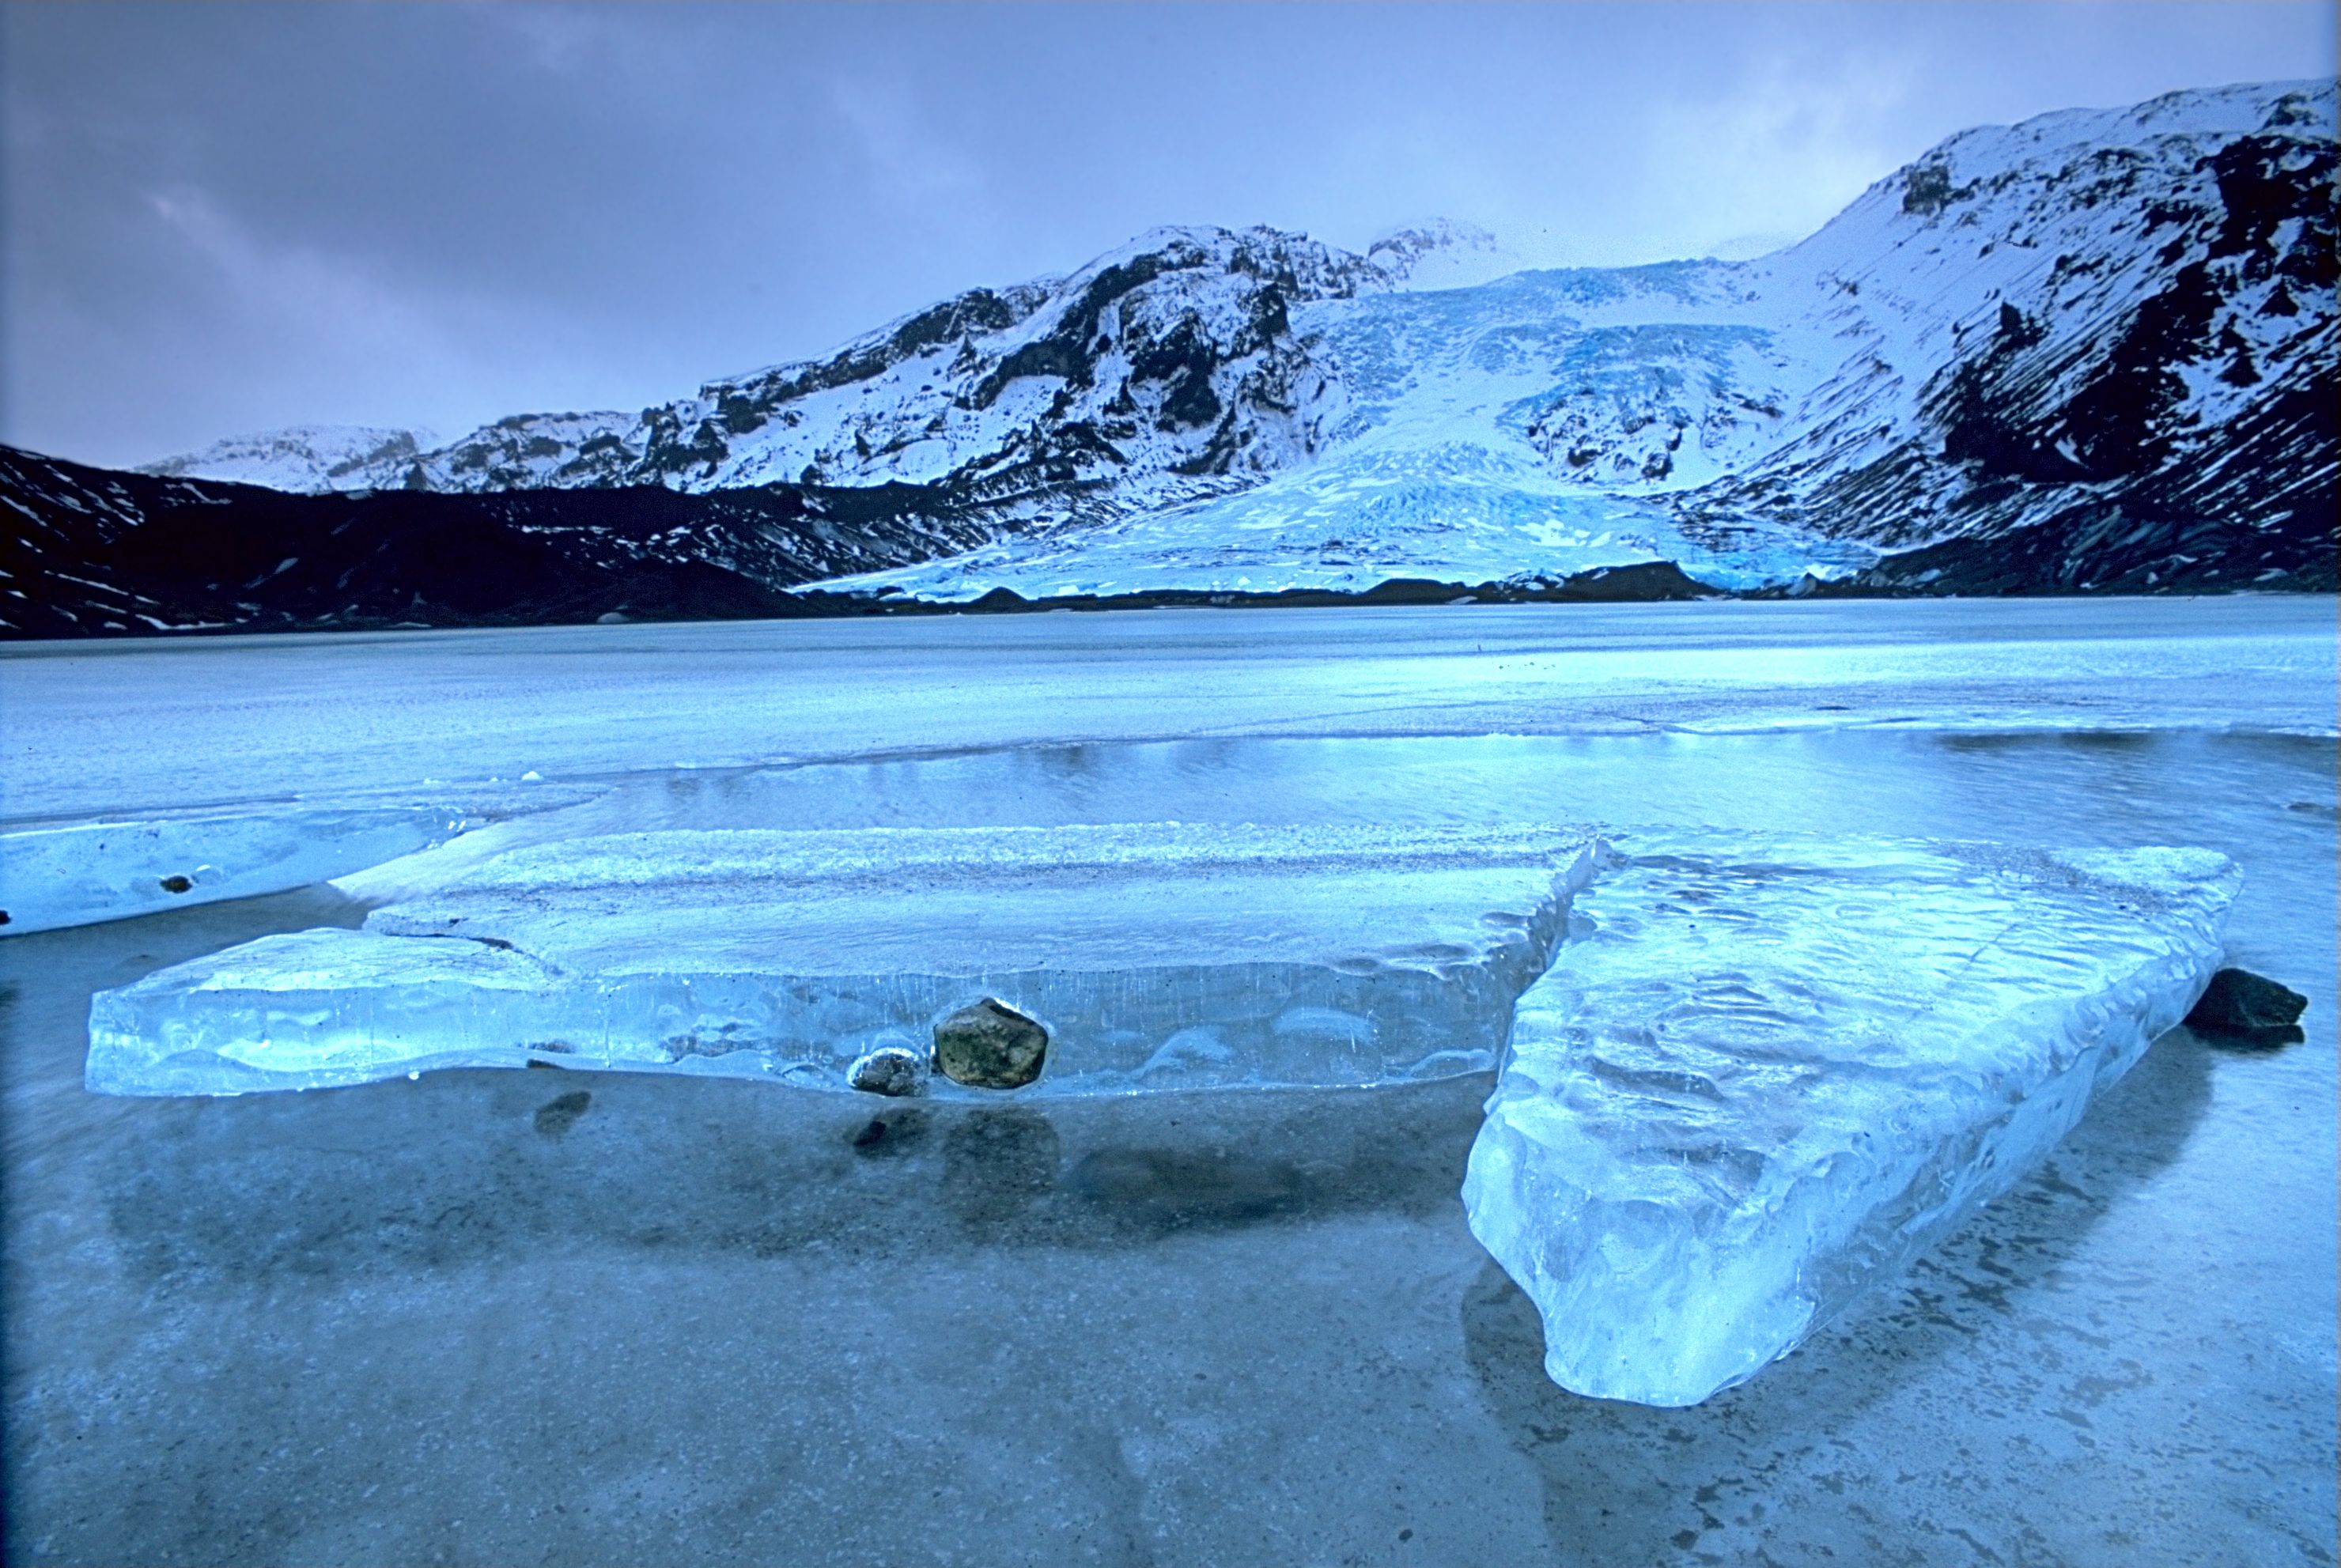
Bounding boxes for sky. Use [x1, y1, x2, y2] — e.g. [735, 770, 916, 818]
[2, 2, 2332, 470]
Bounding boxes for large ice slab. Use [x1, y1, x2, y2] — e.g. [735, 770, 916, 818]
[1, 806, 471, 936]
[88, 823, 1600, 1097]
[1462, 833, 2238, 1407]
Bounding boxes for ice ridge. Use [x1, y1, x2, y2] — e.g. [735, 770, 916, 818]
[1462, 833, 2238, 1406]
[86, 823, 1600, 1097]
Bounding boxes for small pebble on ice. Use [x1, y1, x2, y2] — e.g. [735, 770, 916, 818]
[848, 1045, 929, 1098]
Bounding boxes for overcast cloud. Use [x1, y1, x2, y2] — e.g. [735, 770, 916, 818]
[3, 1, 2332, 468]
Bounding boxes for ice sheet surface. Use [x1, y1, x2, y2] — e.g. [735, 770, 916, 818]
[6, 599, 2331, 829]
[0, 806, 468, 936]
[87, 823, 1599, 1097]
[1463, 833, 2239, 1407]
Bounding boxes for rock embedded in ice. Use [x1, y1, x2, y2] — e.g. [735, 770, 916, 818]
[849, 1044, 931, 1098]
[87, 822, 1599, 1098]
[934, 999, 1049, 1090]
[1463, 833, 2240, 1408]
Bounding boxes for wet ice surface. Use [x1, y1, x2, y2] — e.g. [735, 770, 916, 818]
[3, 603, 2336, 1565]
[90, 825, 1596, 1097]
[2, 599, 2332, 826]
[0, 804, 471, 935]
[1468, 837, 2237, 1407]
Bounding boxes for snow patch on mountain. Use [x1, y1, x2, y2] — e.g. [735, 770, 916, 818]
[141, 425, 441, 493]
[1364, 219, 1526, 291]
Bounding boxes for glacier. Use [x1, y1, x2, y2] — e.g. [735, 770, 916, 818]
[0, 804, 471, 936]
[85, 823, 1600, 1098]
[1462, 833, 2238, 1407]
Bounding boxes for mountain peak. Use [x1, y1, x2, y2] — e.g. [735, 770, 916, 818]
[1364, 219, 1522, 290]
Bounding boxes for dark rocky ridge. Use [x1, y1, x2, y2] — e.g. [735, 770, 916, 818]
[0, 445, 985, 638]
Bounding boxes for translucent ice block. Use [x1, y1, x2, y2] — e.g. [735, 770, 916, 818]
[88, 823, 1600, 1097]
[1462, 833, 2239, 1407]
[1, 806, 471, 936]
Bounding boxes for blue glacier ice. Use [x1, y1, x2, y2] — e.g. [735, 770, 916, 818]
[86, 822, 1600, 1097]
[1462, 833, 2240, 1407]
[0, 804, 471, 936]
[79, 812, 2246, 1411]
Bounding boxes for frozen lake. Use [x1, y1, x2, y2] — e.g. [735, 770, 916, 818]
[2, 596, 2332, 824]
[2, 599, 2335, 1564]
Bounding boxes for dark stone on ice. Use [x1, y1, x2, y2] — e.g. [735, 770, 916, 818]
[158, 875, 194, 894]
[2185, 968, 2309, 1043]
[932, 998, 1049, 1090]
[848, 1043, 929, 1097]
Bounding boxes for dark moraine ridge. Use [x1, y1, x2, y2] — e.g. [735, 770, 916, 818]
[0, 444, 989, 639]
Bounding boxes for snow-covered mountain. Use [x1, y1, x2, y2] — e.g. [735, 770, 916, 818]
[145, 225, 1507, 504]
[832, 77, 2337, 599]
[52, 77, 2341, 624]
[140, 425, 441, 493]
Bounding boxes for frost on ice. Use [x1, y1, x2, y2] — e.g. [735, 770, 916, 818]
[85, 823, 1599, 1097]
[1462, 834, 2238, 1407]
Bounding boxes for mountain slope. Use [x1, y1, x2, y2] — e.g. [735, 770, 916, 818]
[146, 224, 1509, 505]
[1682, 78, 2338, 581]
[838, 78, 2335, 600]
[140, 425, 443, 493]
[0, 445, 987, 637]
[40, 78, 2341, 624]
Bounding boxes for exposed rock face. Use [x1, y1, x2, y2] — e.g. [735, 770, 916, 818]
[932, 999, 1049, 1090]
[0, 444, 985, 637]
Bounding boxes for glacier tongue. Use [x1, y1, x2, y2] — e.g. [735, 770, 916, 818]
[86, 823, 1600, 1097]
[1462, 834, 2239, 1408]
